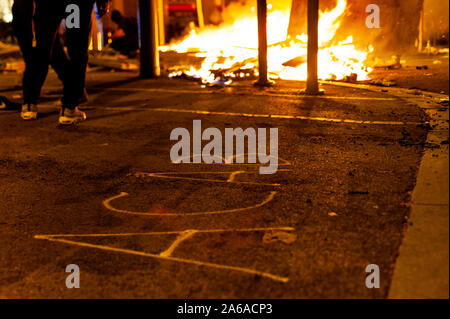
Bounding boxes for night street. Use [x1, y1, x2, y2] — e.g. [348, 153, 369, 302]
[0, 69, 447, 298]
[0, 0, 449, 304]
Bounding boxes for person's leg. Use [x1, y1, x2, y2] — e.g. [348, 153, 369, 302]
[62, 0, 94, 110]
[12, 0, 35, 113]
[50, 32, 69, 85]
[51, 30, 89, 105]
[12, 0, 34, 63]
[31, 0, 66, 100]
[20, 0, 65, 120]
[59, 0, 95, 125]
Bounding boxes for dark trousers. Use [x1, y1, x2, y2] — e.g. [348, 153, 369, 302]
[17, 0, 94, 108]
[12, 0, 70, 104]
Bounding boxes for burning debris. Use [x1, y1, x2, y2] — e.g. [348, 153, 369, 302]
[162, 0, 373, 85]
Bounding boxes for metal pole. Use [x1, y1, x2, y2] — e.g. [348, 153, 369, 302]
[305, 0, 321, 94]
[157, 0, 166, 45]
[418, 6, 424, 52]
[139, 0, 160, 78]
[255, 0, 273, 87]
[196, 0, 205, 29]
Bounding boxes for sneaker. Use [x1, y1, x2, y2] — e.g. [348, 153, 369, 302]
[21, 104, 38, 120]
[59, 107, 87, 125]
[1, 96, 21, 110]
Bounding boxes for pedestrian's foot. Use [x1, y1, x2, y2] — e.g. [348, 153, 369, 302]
[59, 107, 87, 125]
[21, 104, 38, 120]
[1, 96, 21, 110]
[0, 96, 6, 110]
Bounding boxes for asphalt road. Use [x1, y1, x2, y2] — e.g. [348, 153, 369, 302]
[0, 71, 429, 298]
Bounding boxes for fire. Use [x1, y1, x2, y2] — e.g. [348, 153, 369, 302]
[163, 0, 372, 84]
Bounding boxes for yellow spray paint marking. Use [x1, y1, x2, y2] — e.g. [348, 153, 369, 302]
[35, 226, 295, 283]
[35, 227, 296, 238]
[227, 171, 246, 182]
[172, 154, 292, 166]
[36, 166, 293, 283]
[134, 171, 283, 187]
[103, 191, 278, 216]
[159, 230, 198, 257]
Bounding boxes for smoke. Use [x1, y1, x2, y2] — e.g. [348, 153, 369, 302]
[424, 0, 449, 44]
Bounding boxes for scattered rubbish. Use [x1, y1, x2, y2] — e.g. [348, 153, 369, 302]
[343, 73, 358, 83]
[328, 212, 338, 217]
[438, 98, 449, 107]
[408, 89, 422, 96]
[88, 51, 138, 71]
[206, 77, 233, 87]
[263, 231, 297, 245]
[424, 143, 441, 149]
[282, 56, 306, 68]
[371, 79, 397, 87]
[372, 55, 402, 70]
[348, 191, 369, 195]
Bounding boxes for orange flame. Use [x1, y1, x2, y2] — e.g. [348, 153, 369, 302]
[163, 0, 372, 83]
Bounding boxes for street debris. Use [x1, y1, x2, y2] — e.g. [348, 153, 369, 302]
[88, 50, 138, 71]
[348, 191, 369, 195]
[370, 79, 397, 87]
[328, 212, 338, 217]
[438, 98, 449, 107]
[372, 55, 402, 70]
[263, 231, 297, 245]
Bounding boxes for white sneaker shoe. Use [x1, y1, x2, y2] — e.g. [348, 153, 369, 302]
[59, 107, 87, 125]
[0, 98, 6, 110]
[21, 104, 38, 120]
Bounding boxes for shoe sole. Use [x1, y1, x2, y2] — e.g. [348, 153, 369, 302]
[21, 112, 38, 120]
[58, 115, 86, 125]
